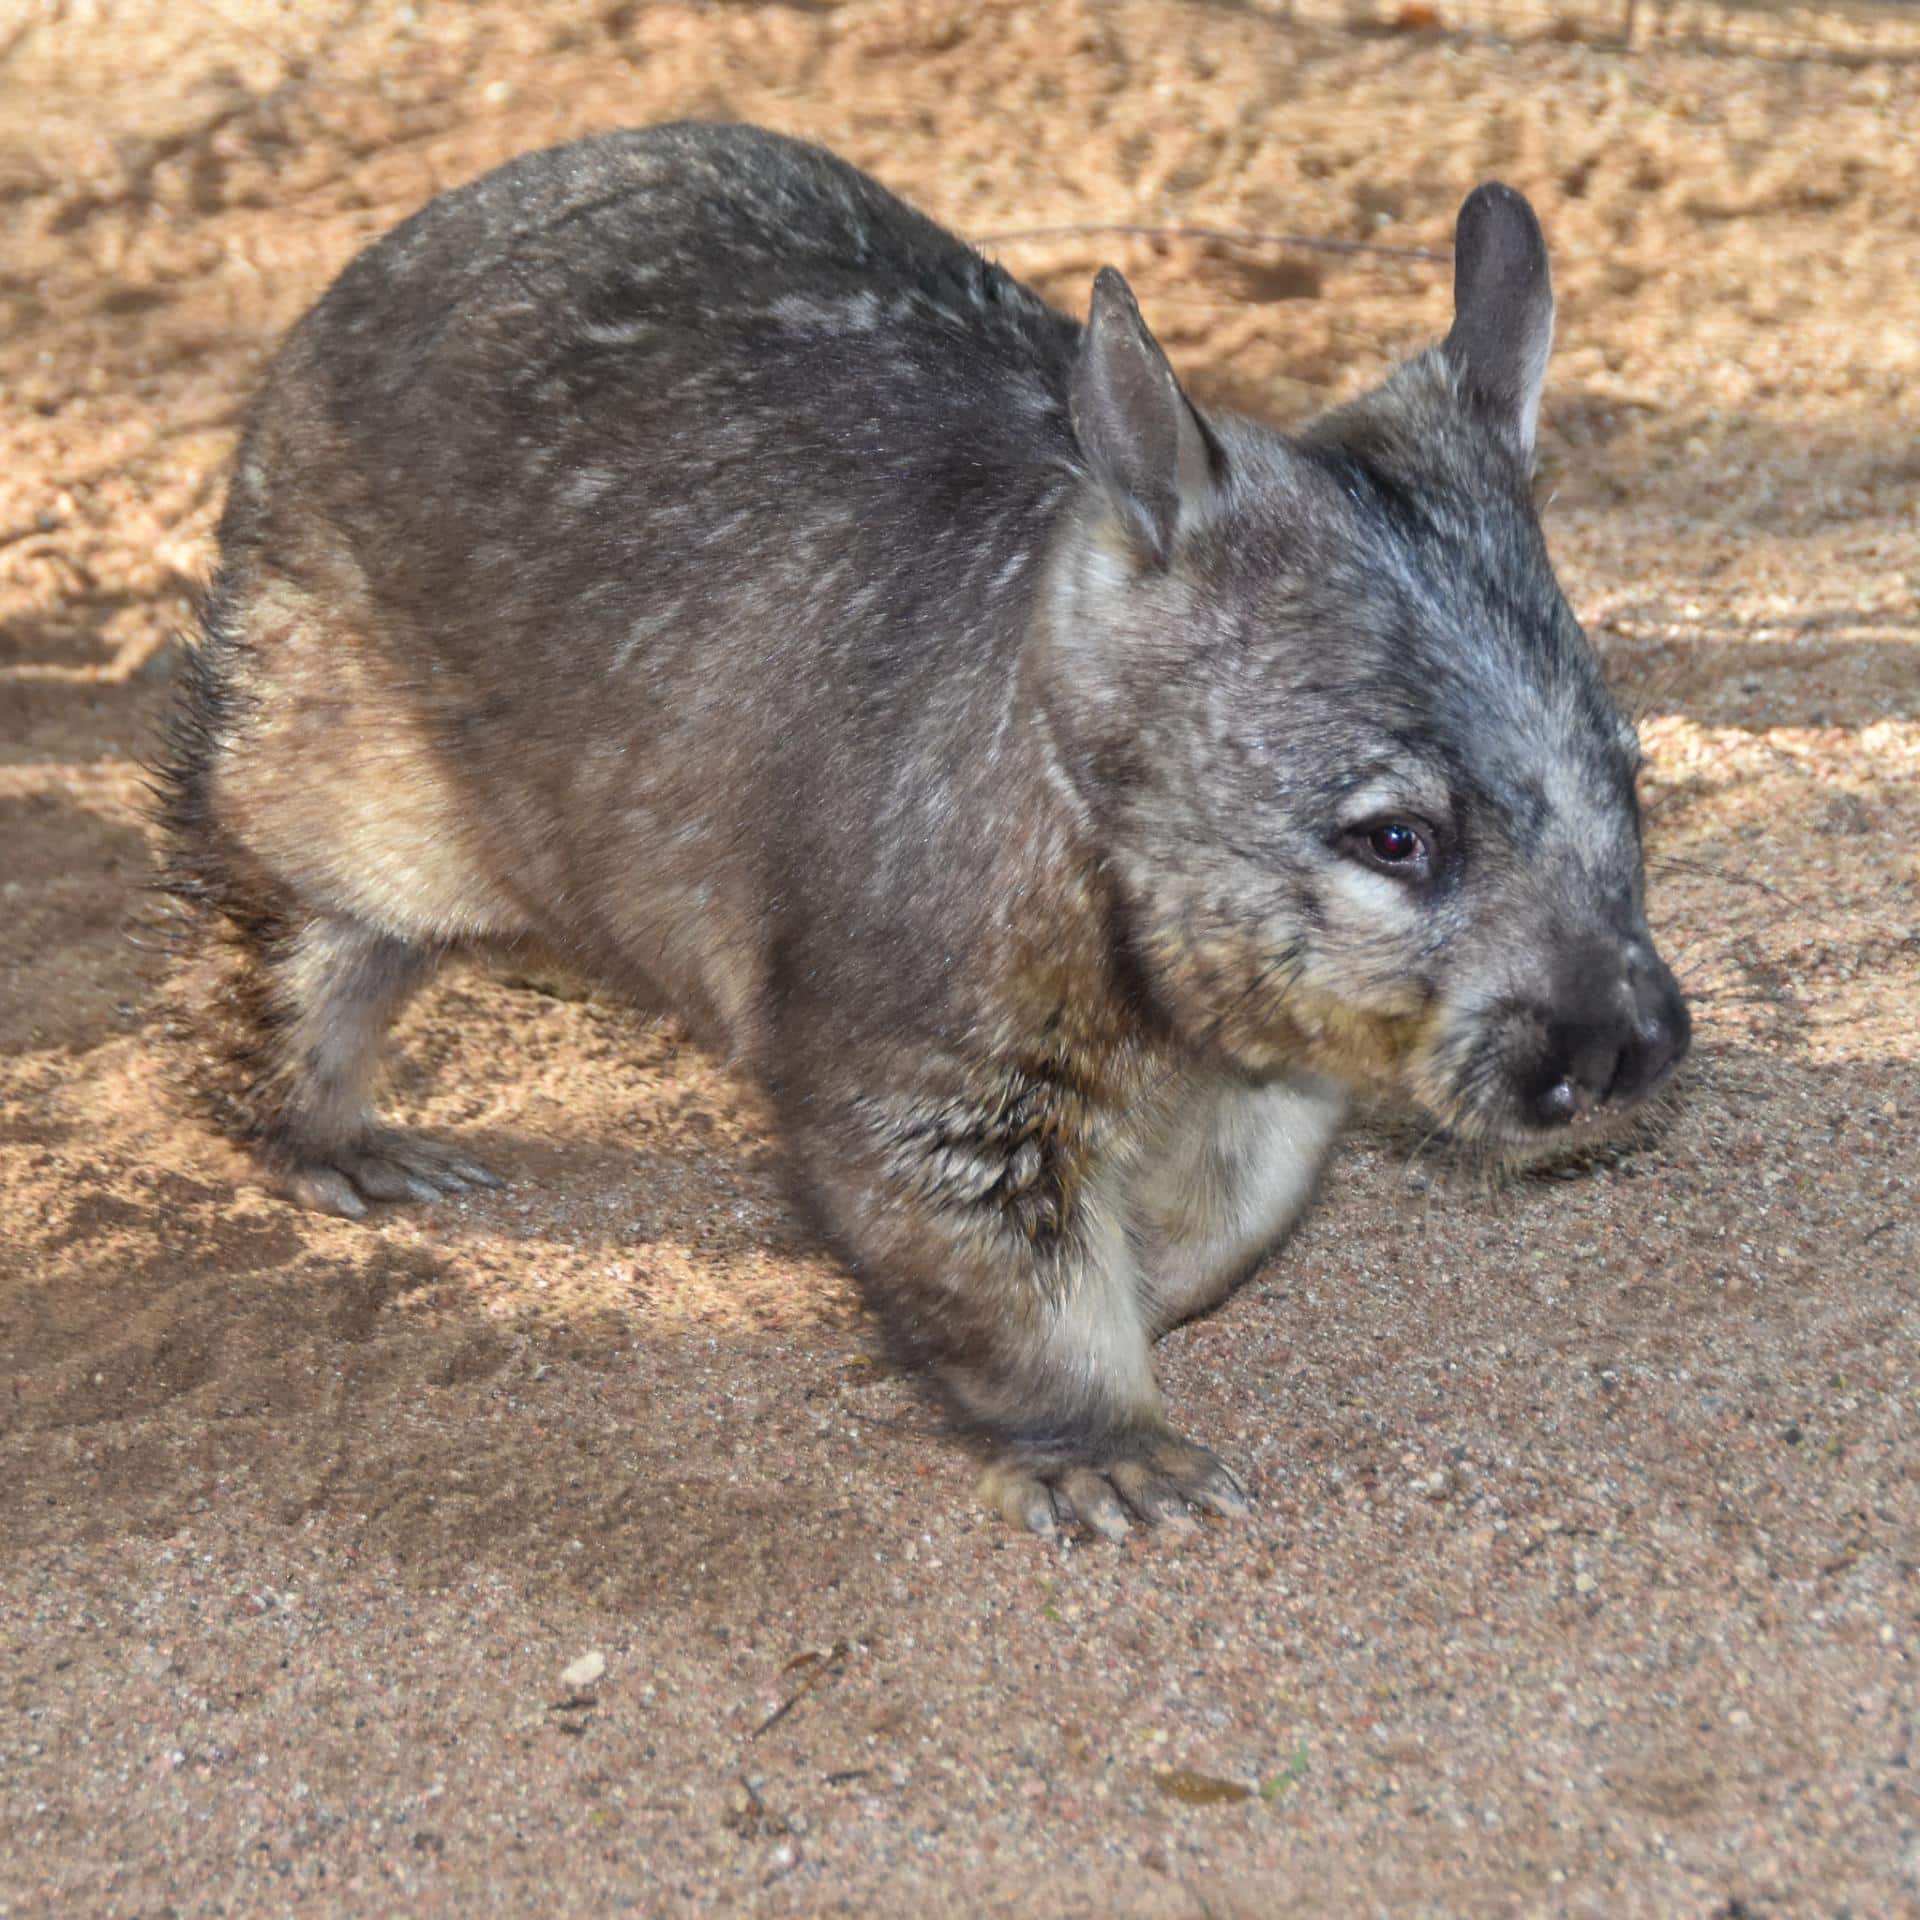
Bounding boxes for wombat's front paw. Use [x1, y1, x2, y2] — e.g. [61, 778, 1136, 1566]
[980, 1429, 1250, 1542]
[275, 1130, 502, 1218]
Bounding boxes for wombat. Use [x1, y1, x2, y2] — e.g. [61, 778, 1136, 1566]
[157, 122, 1688, 1538]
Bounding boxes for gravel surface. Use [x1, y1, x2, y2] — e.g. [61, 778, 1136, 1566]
[2, 3, 1915, 1914]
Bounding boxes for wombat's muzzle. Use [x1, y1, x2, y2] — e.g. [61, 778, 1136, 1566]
[1521, 943, 1691, 1130]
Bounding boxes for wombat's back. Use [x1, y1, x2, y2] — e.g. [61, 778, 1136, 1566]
[180, 124, 1094, 1071]
[227, 122, 1085, 660]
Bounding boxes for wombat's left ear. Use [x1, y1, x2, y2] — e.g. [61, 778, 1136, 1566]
[1070, 267, 1222, 567]
[1444, 182, 1554, 460]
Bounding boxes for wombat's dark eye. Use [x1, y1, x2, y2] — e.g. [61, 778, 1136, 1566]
[1342, 816, 1437, 882]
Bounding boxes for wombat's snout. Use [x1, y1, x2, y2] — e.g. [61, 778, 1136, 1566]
[1521, 945, 1691, 1130]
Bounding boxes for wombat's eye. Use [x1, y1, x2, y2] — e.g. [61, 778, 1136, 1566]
[1342, 817, 1436, 882]
[1368, 823, 1420, 864]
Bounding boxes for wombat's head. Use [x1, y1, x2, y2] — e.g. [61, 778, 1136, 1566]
[1040, 184, 1687, 1157]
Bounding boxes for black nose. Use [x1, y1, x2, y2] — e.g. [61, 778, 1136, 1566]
[1529, 958, 1690, 1126]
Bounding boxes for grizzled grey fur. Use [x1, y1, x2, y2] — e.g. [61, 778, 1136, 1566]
[158, 123, 1688, 1537]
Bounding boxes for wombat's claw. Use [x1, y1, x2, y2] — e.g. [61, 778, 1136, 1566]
[277, 1132, 502, 1217]
[982, 1435, 1250, 1542]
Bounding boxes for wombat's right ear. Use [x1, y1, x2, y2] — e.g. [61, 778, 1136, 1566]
[1070, 268, 1220, 568]
[1443, 183, 1555, 460]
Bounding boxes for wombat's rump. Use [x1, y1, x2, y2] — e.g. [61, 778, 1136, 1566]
[158, 123, 1686, 1536]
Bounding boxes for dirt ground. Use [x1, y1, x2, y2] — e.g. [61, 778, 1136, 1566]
[2, 1, 1916, 1914]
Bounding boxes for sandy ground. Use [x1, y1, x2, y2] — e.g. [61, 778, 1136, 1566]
[2, 2, 1917, 1914]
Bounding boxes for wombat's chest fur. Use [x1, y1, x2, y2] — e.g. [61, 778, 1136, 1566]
[161, 122, 1687, 1537]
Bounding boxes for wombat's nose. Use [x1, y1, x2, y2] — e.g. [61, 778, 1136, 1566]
[1531, 960, 1690, 1126]
[1615, 973, 1690, 1103]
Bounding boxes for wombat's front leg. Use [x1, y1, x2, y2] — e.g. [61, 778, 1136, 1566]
[791, 1079, 1249, 1540]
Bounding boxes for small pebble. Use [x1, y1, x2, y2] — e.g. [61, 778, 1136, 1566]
[560, 1650, 606, 1691]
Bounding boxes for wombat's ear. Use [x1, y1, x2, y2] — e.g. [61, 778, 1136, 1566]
[1070, 267, 1220, 567]
[1443, 182, 1554, 460]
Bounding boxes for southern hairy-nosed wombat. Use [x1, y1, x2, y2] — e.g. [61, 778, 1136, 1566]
[158, 122, 1688, 1538]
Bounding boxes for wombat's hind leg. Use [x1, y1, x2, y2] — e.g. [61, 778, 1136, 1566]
[181, 904, 500, 1218]
[285, 1123, 504, 1219]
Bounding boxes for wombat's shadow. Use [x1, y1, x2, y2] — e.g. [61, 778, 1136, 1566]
[15, 1024, 1891, 1620]
[370, 966, 812, 1263]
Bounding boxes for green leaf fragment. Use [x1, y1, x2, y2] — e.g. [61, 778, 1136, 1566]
[1260, 1743, 1310, 1800]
